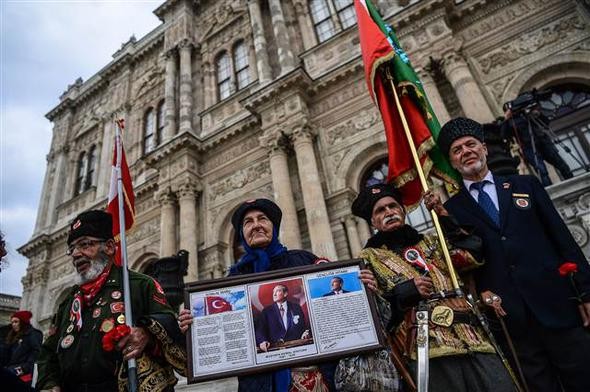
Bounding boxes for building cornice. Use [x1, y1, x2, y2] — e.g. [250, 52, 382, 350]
[241, 67, 314, 113]
[45, 24, 165, 122]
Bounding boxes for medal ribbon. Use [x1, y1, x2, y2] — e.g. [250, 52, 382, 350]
[404, 247, 430, 273]
[70, 263, 112, 330]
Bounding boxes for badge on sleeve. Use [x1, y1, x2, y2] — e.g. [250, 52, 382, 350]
[61, 334, 75, 349]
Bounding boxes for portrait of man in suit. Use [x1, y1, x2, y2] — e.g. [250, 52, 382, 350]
[255, 284, 311, 352]
[322, 277, 350, 296]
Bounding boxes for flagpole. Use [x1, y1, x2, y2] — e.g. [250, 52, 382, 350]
[383, 68, 461, 292]
[114, 116, 138, 392]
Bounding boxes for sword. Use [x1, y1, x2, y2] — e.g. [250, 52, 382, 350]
[415, 301, 429, 392]
[466, 294, 524, 392]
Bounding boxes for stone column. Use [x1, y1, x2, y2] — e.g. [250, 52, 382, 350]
[418, 68, 450, 125]
[293, 0, 317, 50]
[292, 127, 337, 259]
[357, 218, 372, 248]
[343, 215, 362, 258]
[178, 40, 193, 134]
[158, 188, 177, 257]
[202, 61, 213, 109]
[444, 53, 494, 123]
[266, 136, 302, 248]
[45, 148, 68, 226]
[163, 49, 177, 141]
[247, 0, 272, 84]
[268, 0, 297, 74]
[178, 183, 199, 281]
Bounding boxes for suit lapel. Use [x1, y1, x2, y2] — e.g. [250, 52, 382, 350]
[494, 175, 512, 230]
[457, 186, 499, 230]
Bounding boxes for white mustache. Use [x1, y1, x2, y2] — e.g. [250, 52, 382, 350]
[383, 215, 402, 225]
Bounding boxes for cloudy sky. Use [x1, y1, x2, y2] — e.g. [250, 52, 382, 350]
[0, 0, 163, 296]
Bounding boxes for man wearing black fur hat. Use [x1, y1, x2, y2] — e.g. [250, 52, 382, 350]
[440, 117, 590, 392]
[36, 210, 186, 392]
[352, 183, 514, 391]
[179, 198, 336, 392]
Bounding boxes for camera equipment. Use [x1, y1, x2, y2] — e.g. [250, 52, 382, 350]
[503, 88, 553, 114]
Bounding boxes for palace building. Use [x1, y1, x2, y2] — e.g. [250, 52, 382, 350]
[19, 0, 590, 337]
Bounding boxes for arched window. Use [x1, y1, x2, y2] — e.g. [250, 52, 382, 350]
[75, 151, 87, 195]
[536, 84, 590, 177]
[144, 108, 156, 154]
[309, 0, 356, 43]
[233, 42, 250, 90]
[216, 52, 232, 100]
[360, 158, 434, 233]
[85, 145, 96, 190]
[156, 100, 165, 144]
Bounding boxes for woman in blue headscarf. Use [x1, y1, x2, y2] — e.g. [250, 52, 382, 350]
[229, 199, 335, 392]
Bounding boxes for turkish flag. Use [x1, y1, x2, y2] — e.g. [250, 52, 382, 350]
[206, 296, 232, 315]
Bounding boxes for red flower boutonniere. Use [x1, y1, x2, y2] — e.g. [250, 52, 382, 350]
[102, 324, 131, 352]
[558, 262, 585, 304]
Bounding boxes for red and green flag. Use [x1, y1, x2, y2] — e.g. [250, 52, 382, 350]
[354, 0, 459, 209]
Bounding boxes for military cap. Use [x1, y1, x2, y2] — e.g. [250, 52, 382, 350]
[231, 198, 282, 234]
[67, 210, 113, 245]
[351, 183, 403, 223]
[438, 117, 485, 156]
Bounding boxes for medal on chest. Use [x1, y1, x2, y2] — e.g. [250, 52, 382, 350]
[403, 247, 430, 273]
[60, 334, 75, 349]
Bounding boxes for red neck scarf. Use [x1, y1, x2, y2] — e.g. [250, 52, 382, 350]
[70, 263, 113, 331]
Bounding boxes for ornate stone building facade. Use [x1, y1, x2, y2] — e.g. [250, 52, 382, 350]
[18, 0, 590, 341]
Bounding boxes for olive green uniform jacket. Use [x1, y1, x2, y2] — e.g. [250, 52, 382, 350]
[36, 265, 186, 391]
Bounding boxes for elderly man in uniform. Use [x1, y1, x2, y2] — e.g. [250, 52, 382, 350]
[36, 210, 186, 392]
[180, 198, 336, 392]
[439, 117, 590, 392]
[352, 183, 515, 392]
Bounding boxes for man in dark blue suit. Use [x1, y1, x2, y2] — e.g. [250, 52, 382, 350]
[322, 277, 350, 296]
[439, 117, 590, 392]
[256, 284, 311, 352]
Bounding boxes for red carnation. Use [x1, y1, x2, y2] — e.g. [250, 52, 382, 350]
[101, 324, 131, 352]
[558, 262, 578, 277]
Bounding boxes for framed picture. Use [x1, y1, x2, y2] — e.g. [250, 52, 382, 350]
[184, 259, 384, 384]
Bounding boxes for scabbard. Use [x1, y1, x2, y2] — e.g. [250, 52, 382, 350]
[415, 302, 429, 392]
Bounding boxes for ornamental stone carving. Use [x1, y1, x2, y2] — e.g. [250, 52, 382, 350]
[568, 224, 588, 247]
[204, 137, 260, 172]
[478, 15, 585, 74]
[127, 217, 160, 243]
[326, 110, 379, 145]
[209, 161, 271, 202]
[460, 0, 554, 42]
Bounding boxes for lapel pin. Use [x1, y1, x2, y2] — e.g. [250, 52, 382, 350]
[503, 183, 510, 189]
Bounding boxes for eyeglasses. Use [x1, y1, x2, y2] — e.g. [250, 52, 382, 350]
[66, 239, 105, 256]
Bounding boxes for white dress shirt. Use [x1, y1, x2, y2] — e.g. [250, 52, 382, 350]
[463, 170, 500, 211]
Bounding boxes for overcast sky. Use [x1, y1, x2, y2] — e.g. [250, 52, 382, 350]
[0, 0, 162, 296]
